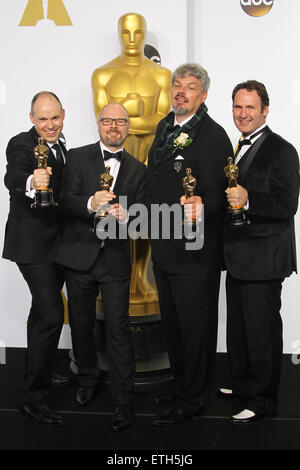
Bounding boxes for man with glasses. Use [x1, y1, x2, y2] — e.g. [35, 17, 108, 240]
[55, 103, 146, 431]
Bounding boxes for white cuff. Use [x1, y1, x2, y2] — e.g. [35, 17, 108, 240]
[25, 175, 36, 199]
[87, 196, 96, 213]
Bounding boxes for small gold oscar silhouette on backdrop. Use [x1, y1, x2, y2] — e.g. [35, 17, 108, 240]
[19, 0, 72, 27]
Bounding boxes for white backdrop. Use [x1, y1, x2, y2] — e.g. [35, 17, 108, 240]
[0, 0, 299, 353]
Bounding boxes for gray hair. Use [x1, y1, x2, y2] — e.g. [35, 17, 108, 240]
[172, 63, 210, 92]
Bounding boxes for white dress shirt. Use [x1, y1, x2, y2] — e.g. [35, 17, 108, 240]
[234, 125, 267, 209]
[174, 113, 195, 127]
[235, 124, 267, 164]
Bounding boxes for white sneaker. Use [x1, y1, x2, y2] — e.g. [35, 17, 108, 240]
[230, 408, 263, 424]
[231, 409, 255, 420]
[219, 388, 233, 395]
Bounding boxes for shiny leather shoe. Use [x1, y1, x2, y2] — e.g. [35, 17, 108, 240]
[149, 406, 194, 426]
[152, 391, 176, 405]
[50, 373, 71, 387]
[76, 386, 97, 406]
[112, 405, 133, 432]
[20, 403, 65, 426]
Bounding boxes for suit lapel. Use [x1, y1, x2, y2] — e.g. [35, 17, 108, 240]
[29, 126, 39, 144]
[151, 132, 165, 167]
[89, 143, 106, 191]
[113, 151, 129, 195]
[152, 122, 198, 169]
[238, 127, 272, 182]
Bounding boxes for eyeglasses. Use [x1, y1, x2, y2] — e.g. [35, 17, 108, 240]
[99, 118, 128, 126]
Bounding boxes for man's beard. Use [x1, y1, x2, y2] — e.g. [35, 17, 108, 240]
[172, 106, 189, 116]
[101, 134, 126, 148]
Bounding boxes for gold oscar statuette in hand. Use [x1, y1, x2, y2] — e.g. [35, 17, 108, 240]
[31, 137, 57, 208]
[99, 166, 114, 218]
[182, 167, 196, 202]
[182, 168, 198, 240]
[224, 156, 249, 226]
[91, 166, 114, 233]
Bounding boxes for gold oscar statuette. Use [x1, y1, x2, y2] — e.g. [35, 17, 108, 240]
[90, 166, 114, 233]
[224, 156, 249, 226]
[182, 168, 198, 240]
[182, 167, 196, 202]
[31, 137, 57, 208]
[99, 166, 114, 218]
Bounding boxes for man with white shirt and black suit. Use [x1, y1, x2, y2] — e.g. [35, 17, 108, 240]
[55, 103, 146, 431]
[146, 63, 233, 426]
[219, 80, 299, 424]
[2, 91, 68, 426]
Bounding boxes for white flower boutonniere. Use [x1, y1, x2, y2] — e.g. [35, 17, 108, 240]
[172, 132, 193, 154]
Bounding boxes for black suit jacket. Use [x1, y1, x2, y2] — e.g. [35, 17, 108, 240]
[2, 127, 66, 264]
[55, 142, 147, 276]
[146, 112, 233, 274]
[224, 127, 299, 281]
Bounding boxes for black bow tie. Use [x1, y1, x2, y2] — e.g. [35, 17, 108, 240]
[238, 138, 252, 148]
[103, 150, 122, 161]
[166, 124, 181, 146]
[168, 124, 180, 136]
[238, 129, 265, 148]
[236, 129, 266, 157]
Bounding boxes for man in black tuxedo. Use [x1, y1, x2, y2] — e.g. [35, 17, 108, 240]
[146, 63, 233, 425]
[55, 103, 146, 431]
[219, 80, 299, 424]
[2, 91, 68, 425]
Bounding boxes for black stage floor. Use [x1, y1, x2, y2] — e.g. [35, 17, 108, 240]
[0, 348, 300, 456]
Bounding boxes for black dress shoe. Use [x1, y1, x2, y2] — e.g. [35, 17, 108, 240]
[112, 405, 133, 432]
[149, 406, 194, 426]
[20, 403, 65, 426]
[50, 374, 71, 387]
[76, 386, 97, 406]
[152, 391, 176, 405]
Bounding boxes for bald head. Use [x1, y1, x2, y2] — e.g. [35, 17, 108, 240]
[97, 103, 129, 151]
[31, 91, 63, 115]
[29, 91, 65, 143]
[98, 103, 129, 121]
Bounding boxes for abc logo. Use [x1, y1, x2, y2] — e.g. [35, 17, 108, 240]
[240, 0, 274, 17]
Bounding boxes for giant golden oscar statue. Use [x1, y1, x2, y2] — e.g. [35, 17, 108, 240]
[92, 12, 172, 316]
